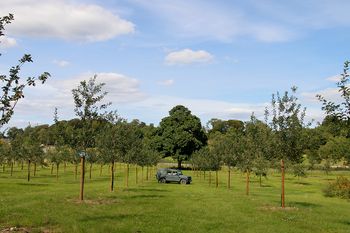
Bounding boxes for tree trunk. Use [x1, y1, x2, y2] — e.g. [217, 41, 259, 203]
[2, 163, 5, 172]
[126, 163, 129, 188]
[34, 163, 37, 176]
[135, 166, 138, 184]
[204, 171, 206, 180]
[228, 167, 231, 189]
[80, 156, 85, 201]
[259, 175, 262, 187]
[141, 166, 144, 183]
[146, 166, 149, 181]
[110, 161, 115, 192]
[21, 161, 24, 170]
[209, 171, 211, 186]
[281, 159, 285, 208]
[10, 161, 13, 176]
[89, 163, 92, 180]
[215, 170, 219, 188]
[56, 163, 59, 181]
[27, 160, 31, 182]
[108, 164, 110, 174]
[51, 163, 54, 175]
[75, 164, 78, 180]
[100, 164, 103, 176]
[177, 160, 182, 169]
[246, 169, 250, 196]
[64, 162, 66, 173]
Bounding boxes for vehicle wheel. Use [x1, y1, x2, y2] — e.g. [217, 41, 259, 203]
[180, 179, 187, 185]
[160, 178, 166, 183]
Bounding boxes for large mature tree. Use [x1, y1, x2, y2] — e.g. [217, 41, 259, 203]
[319, 136, 350, 166]
[156, 105, 207, 168]
[207, 118, 244, 136]
[0, 14, 50, 127]
[72, 75, 110, 200]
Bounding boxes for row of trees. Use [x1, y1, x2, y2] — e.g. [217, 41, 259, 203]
[1, 14, 349, 205]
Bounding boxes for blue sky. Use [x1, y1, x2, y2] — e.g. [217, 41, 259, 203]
[0, 0, 349, 128]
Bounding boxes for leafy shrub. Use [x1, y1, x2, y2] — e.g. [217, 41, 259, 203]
[323, 176, 350, 199]
[292, 163, 307, 178]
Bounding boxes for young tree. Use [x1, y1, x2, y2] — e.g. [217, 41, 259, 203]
[0, 14, 50, 127]
[155, 105, 207, 169]
[245, 115, 272, 187]
[7, 127, 24, 171]
[192, 147, 218, 186]
[96, 112, 121, 192]
[86, 147, 99, 180]
[21, 126, 44, 181]
[72, 75, 110, 200]
[47, 147, 62, 181]
[265, 87, 309, 207]
[0, 139, 11, 174]
[113, 120, 144, 188]
[210, 130, 244, 189]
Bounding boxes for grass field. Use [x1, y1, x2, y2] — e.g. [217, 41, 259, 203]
[0, 164, 349, 233]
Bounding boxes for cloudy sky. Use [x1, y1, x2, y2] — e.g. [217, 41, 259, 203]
[0, 0, 349, 128]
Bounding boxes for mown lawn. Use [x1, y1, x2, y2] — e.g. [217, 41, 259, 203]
[0, 164, 349, 233]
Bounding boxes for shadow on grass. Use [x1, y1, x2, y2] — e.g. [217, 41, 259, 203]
[259, 184, 273, 188]
[125, 187, 170, 193]
[340, 220, 350, 225]
[80, 213, 141, 222]
[289, 201, 321, 208]
[124, 194, 165, 199]
[293, 181, 312, 186]
[17, 183, 50, 186]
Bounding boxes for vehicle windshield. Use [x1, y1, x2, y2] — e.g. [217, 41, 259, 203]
[177, 171, 183, 175]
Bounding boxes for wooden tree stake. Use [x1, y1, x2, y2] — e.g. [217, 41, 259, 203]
[80, 156, 85, 201]
[281, 159, 285, 208]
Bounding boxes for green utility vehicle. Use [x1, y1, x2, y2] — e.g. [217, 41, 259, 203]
[156, 168, 192, 184]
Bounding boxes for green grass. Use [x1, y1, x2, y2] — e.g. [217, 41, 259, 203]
[0, 164, 349, 233]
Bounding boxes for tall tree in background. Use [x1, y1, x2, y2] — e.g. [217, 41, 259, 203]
[317, 61, 350, 137]
[156, 105, 207, 169]
[72, 75, 110, 201]
[317, 61, 350, 168]
[0, 14, 50, 127]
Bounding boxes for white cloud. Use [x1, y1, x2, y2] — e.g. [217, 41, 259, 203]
[130, 95, 268, 124]
[0, 36, 17, 48]
[165, 49, 213, 65]
[53, 60, 70, 67]
[0, 0, 135, 42]
[157, 79, 174, 86]
[326, 74, 342, 82]
[301, 88, 342, 103]
[4, 72, 145, 128]
[251, 1, 350, 30]
[132, 0, 295, 42]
